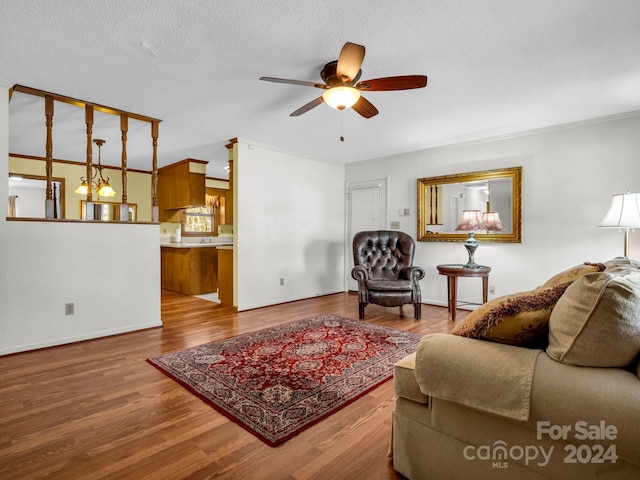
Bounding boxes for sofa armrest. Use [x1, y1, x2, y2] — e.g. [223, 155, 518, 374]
[394, 352, 430, 404]
[414, 334, 541, 421]
[531, 353, 640, 465]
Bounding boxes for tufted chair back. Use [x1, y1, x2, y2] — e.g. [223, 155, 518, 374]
[351, 230, 425, 319]
[353, 231, 415, 281]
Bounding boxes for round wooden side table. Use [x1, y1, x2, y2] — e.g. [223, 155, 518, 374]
[436, 264, 491, 322]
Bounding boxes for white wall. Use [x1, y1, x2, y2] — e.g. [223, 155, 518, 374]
[346, 113, 640, 307]
[235, 139, 345, 310]
[0, 81, 162, 356]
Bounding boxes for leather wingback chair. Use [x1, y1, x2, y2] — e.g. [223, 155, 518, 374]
[351, 230, 425, 319]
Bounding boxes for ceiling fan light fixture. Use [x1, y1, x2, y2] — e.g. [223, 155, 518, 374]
[322, 86, 360, 110]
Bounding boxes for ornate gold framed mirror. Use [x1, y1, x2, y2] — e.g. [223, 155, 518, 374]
[417, 166, 522, 242]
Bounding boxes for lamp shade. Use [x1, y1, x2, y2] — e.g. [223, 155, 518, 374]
[322, 86, 361, 110]
[456, 210, 486, 231]
[598, 192, 640, 228]
[598, 192, 640, 257]
[482, 211, 504, 232]
[74, 181, 89, 195]
[97, 182, 116, 198]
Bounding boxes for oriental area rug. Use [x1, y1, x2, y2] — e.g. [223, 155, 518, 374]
[147, 314, 422, 446]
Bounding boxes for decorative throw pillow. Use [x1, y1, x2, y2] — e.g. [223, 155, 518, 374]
[541, 261, 606, 288]
[547, 271, 640, 367]
[451, 283, 572, 349]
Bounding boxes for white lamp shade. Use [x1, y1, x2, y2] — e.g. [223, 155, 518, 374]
[322, 86, 361, 110]
[598, 192, 640, 228]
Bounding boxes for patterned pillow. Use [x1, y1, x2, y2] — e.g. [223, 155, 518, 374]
[451, 283, 572, 349]
[547, 271, 640, 367]
[541, 261, 606, 288]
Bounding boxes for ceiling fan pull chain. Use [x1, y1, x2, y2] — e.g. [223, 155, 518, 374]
[340, 119, 345, 142]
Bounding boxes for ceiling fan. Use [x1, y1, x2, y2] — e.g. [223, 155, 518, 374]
[260, 42, 427, 118]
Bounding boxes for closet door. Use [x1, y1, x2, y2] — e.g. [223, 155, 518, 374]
[346, 178, 387, 291]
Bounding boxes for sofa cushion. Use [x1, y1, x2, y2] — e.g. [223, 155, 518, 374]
[366, 279, 412, 291]
[540, 261, 606, 288]
[547, 271, 640, 367]
[451, 283, 571, 348]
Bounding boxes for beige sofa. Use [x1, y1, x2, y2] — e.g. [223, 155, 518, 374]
[391, 258, 640, 479]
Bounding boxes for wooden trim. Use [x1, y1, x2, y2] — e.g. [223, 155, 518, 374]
[5, 217, 159, 224]
[158, 158, 208, 171]
[9, 154, 151, 174]
[12, 84, 161, 124]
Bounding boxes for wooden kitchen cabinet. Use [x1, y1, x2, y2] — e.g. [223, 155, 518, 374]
[161, 246, 218, 295]
[158, 159, 207, 220]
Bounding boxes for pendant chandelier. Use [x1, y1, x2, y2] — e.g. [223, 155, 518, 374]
[74, 138, 116, 198]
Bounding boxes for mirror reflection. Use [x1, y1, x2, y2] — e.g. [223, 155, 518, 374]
[417, 167, 522, 242]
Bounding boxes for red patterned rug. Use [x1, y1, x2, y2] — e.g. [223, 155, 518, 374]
[147, 314, 422, 446]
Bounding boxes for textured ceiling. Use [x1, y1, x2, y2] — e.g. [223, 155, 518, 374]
[2, 0, 640, 179]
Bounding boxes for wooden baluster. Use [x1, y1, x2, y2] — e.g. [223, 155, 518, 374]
[120, 113, 128, 221]
[84, 105, 94, 219]
[44, 96, 55, 218]
[151, 121, 159, 222]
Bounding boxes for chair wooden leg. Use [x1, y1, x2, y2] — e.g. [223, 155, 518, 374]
[359, 302, 366, 319]
[399, 305, 404, 317]
[414, 303, 421, 320]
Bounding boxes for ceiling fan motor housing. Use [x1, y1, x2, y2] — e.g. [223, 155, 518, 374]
[320, 61, 362, 87]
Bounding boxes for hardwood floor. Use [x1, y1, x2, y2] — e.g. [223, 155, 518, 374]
[0, 291, 460, 480]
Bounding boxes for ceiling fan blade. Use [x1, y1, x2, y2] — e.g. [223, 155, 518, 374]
[260, 77, 324, 88]
[352, 96, 378, 118]
[336, 42, 365, 83]
[356, 75, 428, 91]
[290, 97, 325, 116]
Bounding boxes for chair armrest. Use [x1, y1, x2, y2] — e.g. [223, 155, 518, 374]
[351, 265, 369, 282]
[400, 266, 425, 282]
[351, 265, 370, 303]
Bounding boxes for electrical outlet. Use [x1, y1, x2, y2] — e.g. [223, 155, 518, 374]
[65, 303, 74, 315]
[280, 278, 284, 286]
[489, 285, 496, 295]
[390, 221, 400, 229]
